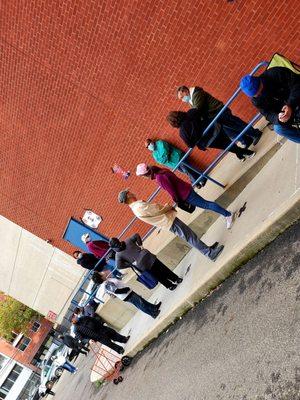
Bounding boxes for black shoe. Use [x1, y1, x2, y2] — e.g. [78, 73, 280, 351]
[169, 284, 177, 291]
[175, 277, 183, 284]
[119, 348, 125, 354]
[153, 309, 161, 319]
[125, 335, 130, 343]
[195, 177, 207, 189]
[208, 245, 224, 261]
[240, 151, 256, 162]
[252, 130, 262, 146]
[210, 241, 219, 250]
[155, 301, 162, 310]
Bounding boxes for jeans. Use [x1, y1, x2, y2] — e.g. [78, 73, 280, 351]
[186, 189, 230, 217]
[219, 108, 261, 145]
[170, 217, 210, 256]
[273, 124, 300, 143]
[63, 361, 76, 373]
[125, 292, 158, 317]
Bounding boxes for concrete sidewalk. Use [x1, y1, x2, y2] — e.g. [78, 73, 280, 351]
[91, 139, 299, 382]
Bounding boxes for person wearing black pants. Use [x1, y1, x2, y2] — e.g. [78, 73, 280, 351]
[92, 272, 162, 318]
[167, 109, 256, 162]
[109, 234, 182, 291]
[150, 258, 180, 289]
[72, 315, 129, 354]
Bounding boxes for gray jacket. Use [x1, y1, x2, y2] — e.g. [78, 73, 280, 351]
[115, 234, 157, 272]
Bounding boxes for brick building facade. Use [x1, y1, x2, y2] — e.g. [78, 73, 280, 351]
[0, 317, 53, 372]
[0, 0, 299, 254]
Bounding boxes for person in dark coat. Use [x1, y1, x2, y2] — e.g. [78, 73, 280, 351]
[57, 334, 89, 356]
[72, 251, 108, 272]
[177, 85, 262, 148]
[109, 234, 182, 291]
[72, 315, 129, 354]
[167, 109, 256, 161]
[240, 67, 300, 143]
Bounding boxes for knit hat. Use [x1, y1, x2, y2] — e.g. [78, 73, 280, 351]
[118, 189, 129, 203]
[136, 163, 149, 176]
[81, 233, 90, 243]
[240, 75, 261, 97]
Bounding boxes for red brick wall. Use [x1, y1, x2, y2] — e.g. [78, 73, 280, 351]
[0, 318, 53, 371]
[0, 0, 299, 253]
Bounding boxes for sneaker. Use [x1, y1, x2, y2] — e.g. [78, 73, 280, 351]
[169, 284, 177, 291]
[241, 151, 256, 162]
[208, 245, 224, 261]
[210, 241, 219, 250]
[225, 213, 234, 229]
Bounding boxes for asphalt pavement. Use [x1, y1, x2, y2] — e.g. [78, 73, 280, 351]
[54, 221, 300, 400]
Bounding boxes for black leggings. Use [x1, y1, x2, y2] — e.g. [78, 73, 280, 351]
[209, 132, 254, 159]
[150, 259, 179, 289]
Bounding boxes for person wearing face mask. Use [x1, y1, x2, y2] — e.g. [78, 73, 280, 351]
[117, 189, 224, 261]
[136, 163, 235, 229]
[72, 250, 110, 273]
[145, 138, 207, 188]
[177, 85, 262, 149]
[109, 234, 182, 291]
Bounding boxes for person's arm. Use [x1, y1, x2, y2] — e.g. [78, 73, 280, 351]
[158, 174, 180, 202]
[156, 140, 170, 164]
[116, 254, 134, 270]
[192, 87, 206, 111]
[130, 233, 143, 246]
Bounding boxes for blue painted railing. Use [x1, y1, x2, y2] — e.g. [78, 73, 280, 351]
[71, 60, 268, 307]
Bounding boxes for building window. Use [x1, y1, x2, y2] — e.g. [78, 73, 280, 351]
[0, 355, 8, 371]
[0, 364, 23, 399]
[9, 332, 18, 344]
[17, 337, 31, 352]
[31, 321, 41, 332]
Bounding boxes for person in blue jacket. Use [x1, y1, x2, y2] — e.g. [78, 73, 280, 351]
[145, 138, 207, 188]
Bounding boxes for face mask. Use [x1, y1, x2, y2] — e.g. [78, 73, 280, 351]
[182, 95, 191, 103]
[148, 143, 155, 151]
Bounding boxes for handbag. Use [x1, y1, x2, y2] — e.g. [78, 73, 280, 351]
[131, 267, 158, 290]
[177, 201, 196, 214]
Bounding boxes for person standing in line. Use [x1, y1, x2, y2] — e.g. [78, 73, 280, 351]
[117, 190, 224, 261]
[72, 315, 130, 354]
[240, 68, 300, 143]
[136, 163, 234, 229]
[109, 234, 182, 290]
[145, 138, 207, 187]
[92, 271, 162, 318]
[177, 85, 262, 148]
[81, 233, 123, 278]
[58, 334, 89, 356]
[167, 109, 256, 161]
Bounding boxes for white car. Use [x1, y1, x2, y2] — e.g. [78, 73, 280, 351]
[39, 345, 71, 394]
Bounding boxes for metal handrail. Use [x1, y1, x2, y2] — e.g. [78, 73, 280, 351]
[71, 60, 268, 307]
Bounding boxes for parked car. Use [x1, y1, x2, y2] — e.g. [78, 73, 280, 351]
[39, 345, 71, 394]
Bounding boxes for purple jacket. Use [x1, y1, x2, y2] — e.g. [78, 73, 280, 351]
[154, 169, 191, 201]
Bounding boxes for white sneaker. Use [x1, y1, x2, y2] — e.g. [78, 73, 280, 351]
[225, 214, 234, 229]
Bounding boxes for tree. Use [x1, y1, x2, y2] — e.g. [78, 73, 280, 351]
[0, 295, 40, 341]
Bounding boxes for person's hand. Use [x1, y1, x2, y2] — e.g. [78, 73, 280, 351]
[278, 105, 292, 122]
